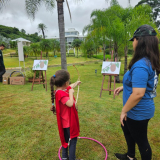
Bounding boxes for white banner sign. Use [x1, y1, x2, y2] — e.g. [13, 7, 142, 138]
[18, 41, 24, 62]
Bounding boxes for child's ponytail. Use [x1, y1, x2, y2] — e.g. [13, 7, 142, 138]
[50, 70, 70, 114]
[50, 76, 56, 114]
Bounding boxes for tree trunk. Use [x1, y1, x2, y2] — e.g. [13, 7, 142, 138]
[77, 48, 78, 58]
[114, 42, 120, 83]
[109, 40, 112, 55]
[42, 29, 45, 39]
[103, 43, 106, 61]
[46, 51, 48, 58]
[96, 48, 97, 57]
[124, 45, 128, 74]
[57, 0, 67, 70]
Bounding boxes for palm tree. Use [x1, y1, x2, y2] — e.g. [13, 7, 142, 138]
[27, 0, 81, 70]
[38, 23, 47, 39]
[72, 39, 82, 58]
[40, 39, 52, 58]
[51, 39, 60, 56]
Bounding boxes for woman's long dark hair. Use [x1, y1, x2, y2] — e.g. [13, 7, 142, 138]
[50, 70, 70, 114]
[129, 36, 160, 74]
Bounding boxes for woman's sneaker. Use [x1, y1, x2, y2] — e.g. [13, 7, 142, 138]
[115, 153, 137, 160]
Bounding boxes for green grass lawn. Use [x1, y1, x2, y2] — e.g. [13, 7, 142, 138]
[3, 56, 101, 68]
[3, 49, 16, 55]
[0, 59, 160, 160]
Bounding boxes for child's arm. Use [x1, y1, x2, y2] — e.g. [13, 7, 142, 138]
[65, 89, 75, 107]
[70, 81, 81, 89]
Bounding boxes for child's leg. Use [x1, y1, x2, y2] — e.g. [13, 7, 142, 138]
[62, 147, 68, 160]
[62, 128, 70, 160]
[69, 137, 77, 160]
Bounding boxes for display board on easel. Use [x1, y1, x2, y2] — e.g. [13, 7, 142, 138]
[31, 59, 48, 91]
[101, 62, 121, 74]
[100, 51, 121, 99]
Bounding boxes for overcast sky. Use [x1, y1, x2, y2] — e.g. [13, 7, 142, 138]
[0, 0, 140, 39]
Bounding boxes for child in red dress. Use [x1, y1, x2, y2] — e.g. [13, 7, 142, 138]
[50, 69, 81, 160]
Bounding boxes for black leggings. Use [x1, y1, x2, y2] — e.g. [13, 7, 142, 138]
[122, 117, 151, 160]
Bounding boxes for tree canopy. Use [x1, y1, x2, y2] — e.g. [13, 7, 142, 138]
[72, 39, 82, 57]
[0, 25, 41, 43]
[38, 23, 47, 39]
[136, 0, 160, 28]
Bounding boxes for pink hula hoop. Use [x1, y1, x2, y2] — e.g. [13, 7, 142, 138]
[58, 137, 108, 160]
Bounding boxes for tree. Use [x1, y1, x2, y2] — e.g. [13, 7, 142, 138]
[0, 34, 11, 48]
[13, 27, 19, 34]
[40, 39, 52, 58]
[23, 45, 31, 58]
[50, 39, 60, 56]
[38, 23, 47, 39]
[30, 43, 41, 59]
[26, 0, 81, 70]
[9, 41, 17, 49]
[72, 39, 82, 57]
[83, 0, 156, 82]
[83, 9, 110, 61]
[136, 0, 160, 28]
[81, 37, 95, 58]
[21, 29, 26, 34]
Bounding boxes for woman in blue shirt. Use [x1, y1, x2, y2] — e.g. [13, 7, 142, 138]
[114, 25, 160, 160]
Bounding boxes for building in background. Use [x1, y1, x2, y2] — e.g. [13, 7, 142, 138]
[47, 28, 85, 44]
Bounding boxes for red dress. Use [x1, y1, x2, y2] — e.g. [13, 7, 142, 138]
[55, 86, 80, 148]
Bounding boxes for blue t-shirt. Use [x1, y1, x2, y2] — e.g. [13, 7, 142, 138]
[123, 58, 158, 120]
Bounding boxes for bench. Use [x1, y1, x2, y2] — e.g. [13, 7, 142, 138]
[10, 53, 17, 57]
[68, 53, 75, 57]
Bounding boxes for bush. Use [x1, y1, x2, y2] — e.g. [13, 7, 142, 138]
[128, 48, 133, 55]
[25, 67, 39, 79]
[93, 54, 111, 60]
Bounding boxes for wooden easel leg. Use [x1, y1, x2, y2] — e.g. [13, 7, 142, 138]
[42, 71, 45, 88]
[100, 75, 105, 97]
[109, 75, 112, 95]
[39, 71, 41, 84]
[107, 75, 110, 94]
[113, 76, 116, 99]
[45, 71, 47, 91]
[31, 71, 36, 91]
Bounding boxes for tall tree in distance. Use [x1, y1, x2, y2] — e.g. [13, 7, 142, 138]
[21, 29, 26, 34]
[51, 39, 60, 56]
[72, 39, 82, 57]
[38, 23, 47, 39]
[40, 39, 52, 58]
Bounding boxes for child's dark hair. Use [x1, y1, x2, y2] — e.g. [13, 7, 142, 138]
[50, 70, 70, 114]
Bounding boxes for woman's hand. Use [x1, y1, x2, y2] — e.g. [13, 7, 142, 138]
[120, 111, 127, 126]
[114, 86, 123, 95]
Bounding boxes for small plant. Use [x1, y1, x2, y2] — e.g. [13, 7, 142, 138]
[25, 67, 39, 79]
